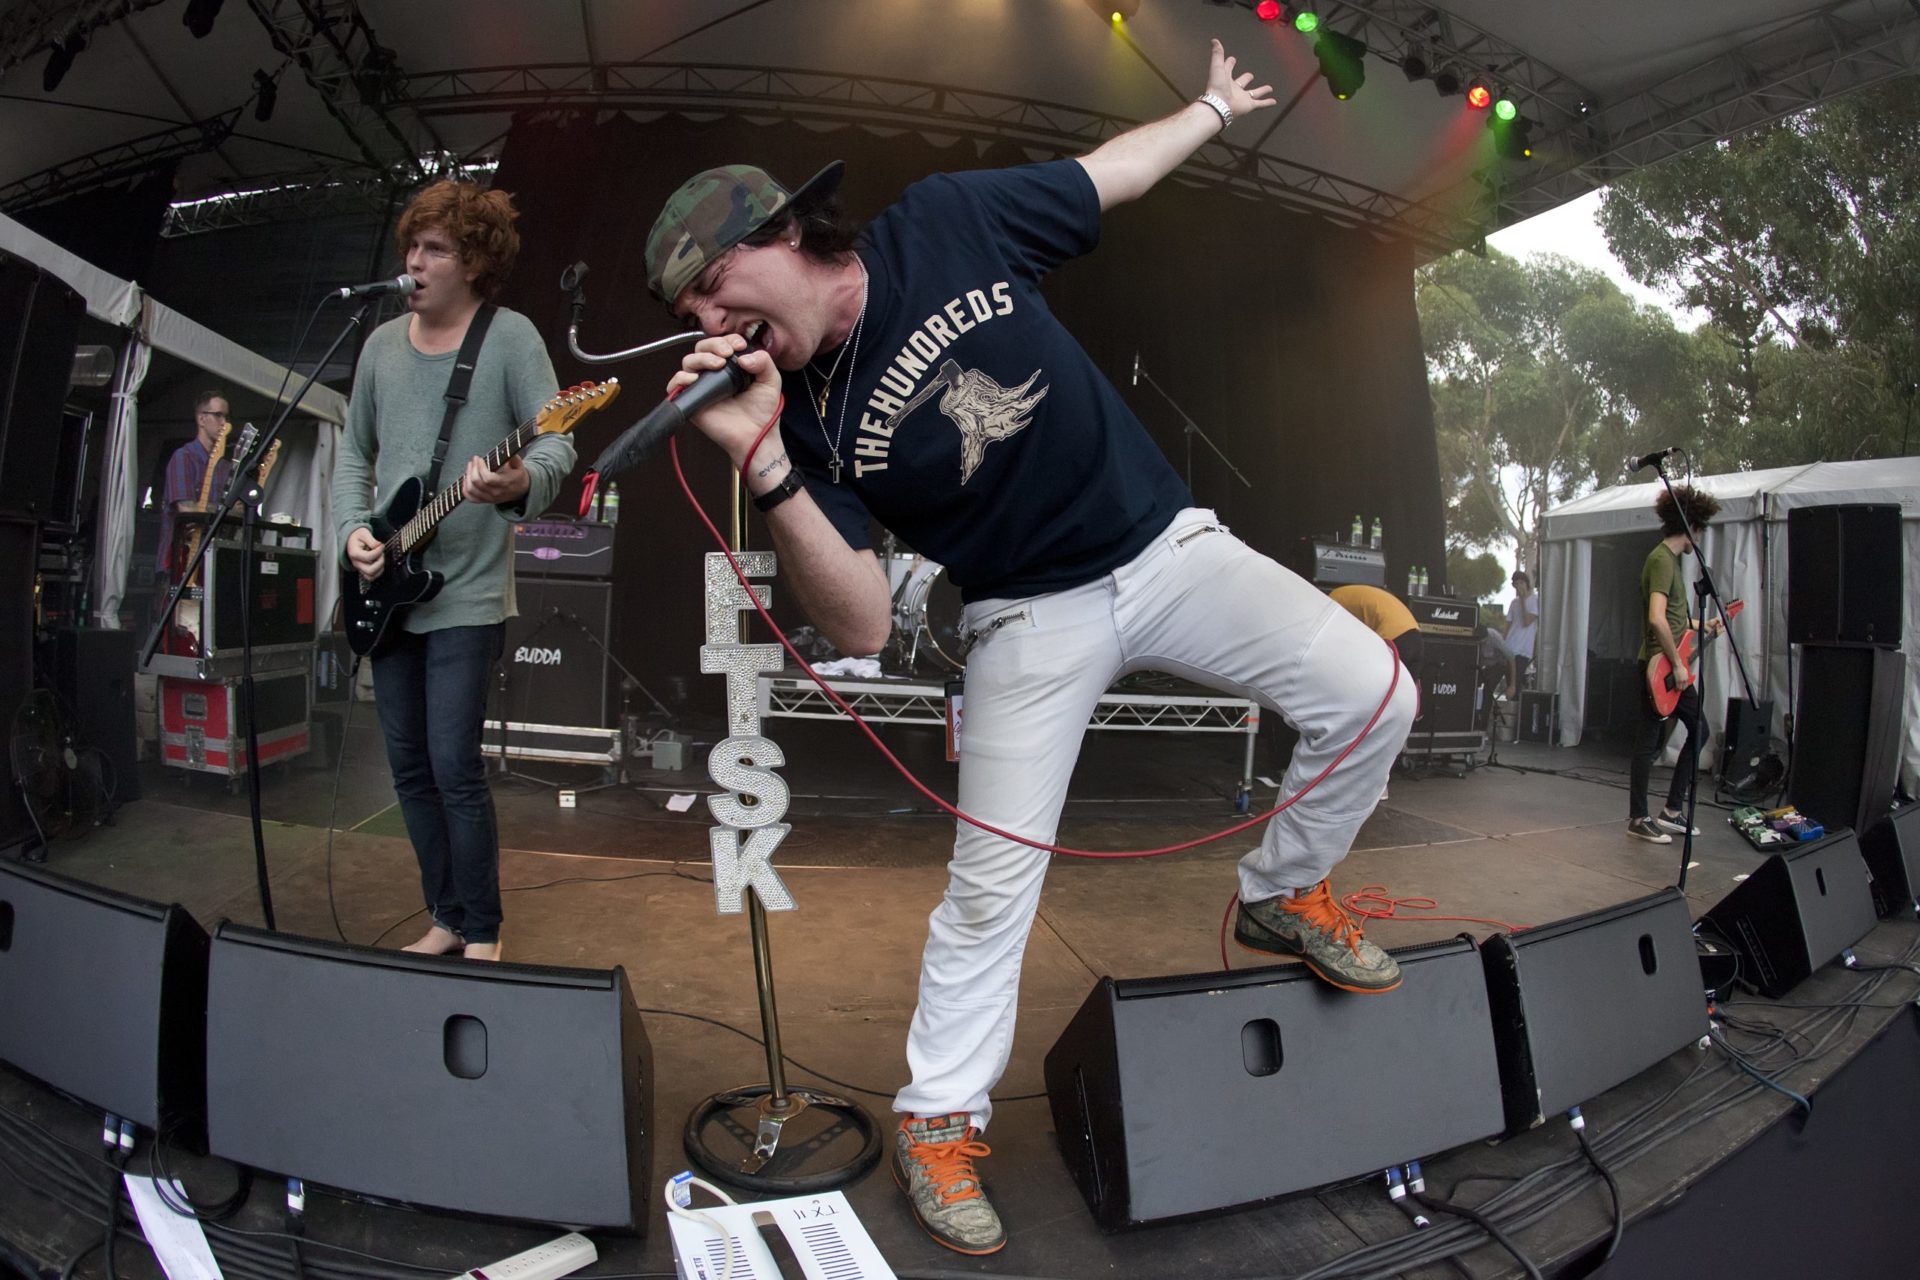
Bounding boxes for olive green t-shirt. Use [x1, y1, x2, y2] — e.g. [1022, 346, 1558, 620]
[1639, 543, 1691, 662]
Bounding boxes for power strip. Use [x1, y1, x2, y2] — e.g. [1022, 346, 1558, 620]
[453, 1233, 598, 1280]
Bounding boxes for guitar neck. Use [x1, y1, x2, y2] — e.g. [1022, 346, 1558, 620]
[389, 416, 542, 555]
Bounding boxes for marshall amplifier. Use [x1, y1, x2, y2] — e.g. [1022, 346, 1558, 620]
[1302, 538, 1386, 588]
[1408, 594, 1484, 639]
[513, 518, 616, 580]
[1402, 635, 1486, 758]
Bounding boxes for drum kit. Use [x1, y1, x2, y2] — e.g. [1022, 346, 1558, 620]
[880, 534, 966, 675]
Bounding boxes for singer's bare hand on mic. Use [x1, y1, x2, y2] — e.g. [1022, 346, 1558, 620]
[346, 526, 385, 581]
[670, 334, 786, 475]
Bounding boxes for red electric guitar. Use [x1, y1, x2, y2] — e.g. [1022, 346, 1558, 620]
[1646, 598, 1742, 716]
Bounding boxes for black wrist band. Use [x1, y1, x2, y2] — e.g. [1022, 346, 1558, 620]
[752, 469, 805, 513]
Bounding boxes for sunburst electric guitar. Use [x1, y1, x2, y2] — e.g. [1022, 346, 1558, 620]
[341, 380, 620, 659]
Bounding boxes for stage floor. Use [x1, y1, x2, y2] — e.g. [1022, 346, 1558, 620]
[4, 704, 1915, 1280]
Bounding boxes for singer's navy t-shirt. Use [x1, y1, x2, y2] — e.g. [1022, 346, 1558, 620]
[779, 159, 1191, 603]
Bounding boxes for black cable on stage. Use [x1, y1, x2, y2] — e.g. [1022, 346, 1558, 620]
[362, 865, 712, 948]
[1410, 1190, 1544, 1279]
[58, 1237, 103, 1280]
[1575, 1126, 1624, 1265]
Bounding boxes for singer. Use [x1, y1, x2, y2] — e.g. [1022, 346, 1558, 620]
[645, 39, 1414, 1256]
[329, 181, 573, 963]
[1627, 484, 1724, 845]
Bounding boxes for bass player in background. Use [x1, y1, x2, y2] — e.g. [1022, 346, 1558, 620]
[1627, 485, 1724, 845]
[330, 181, 573, 961]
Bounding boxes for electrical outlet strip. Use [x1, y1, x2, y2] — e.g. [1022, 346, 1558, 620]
[452, 1232, 598, 1280]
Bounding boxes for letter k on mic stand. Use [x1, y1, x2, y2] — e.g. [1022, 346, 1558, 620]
[1636, 448, 1759, 892]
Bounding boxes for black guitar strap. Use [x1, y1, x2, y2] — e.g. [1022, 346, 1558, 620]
[421, 302, 497, 496]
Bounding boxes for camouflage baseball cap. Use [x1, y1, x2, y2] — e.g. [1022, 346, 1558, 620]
[645, 160, 845, 304]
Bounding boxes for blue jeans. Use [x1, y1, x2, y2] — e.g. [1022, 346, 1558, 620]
[371, 623, 504, 944]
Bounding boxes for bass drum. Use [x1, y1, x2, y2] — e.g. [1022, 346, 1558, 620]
[895, 558, 967, 673]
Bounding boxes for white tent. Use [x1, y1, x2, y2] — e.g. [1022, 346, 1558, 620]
[0, 211, 348, 630]
[1538, 458, 1919, 797]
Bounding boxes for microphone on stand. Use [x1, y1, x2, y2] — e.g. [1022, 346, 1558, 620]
[333, 274, 416, 299]
[1626, 446, 1680, 475]
[587, 356, 752, 481]
[1131, 352, 1141, 387]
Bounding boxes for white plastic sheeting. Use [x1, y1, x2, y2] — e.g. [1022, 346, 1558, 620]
[1539, 458, 1920, 796]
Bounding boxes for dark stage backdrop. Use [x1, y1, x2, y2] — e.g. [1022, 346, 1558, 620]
[491, 114, 1445, 703]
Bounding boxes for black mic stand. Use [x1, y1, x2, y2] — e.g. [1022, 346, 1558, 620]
[1130, 356, 1252, 495]
[1647, 454, 1760, 893]
[142, 296, 380, 929]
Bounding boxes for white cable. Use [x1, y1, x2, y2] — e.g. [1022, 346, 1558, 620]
[662, 1172, 739, 1280]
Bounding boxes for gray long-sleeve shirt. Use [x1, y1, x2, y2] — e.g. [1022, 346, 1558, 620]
[331, 308, 574, 634]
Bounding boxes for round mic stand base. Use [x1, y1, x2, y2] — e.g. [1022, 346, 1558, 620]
[683, 892, 882, 1193]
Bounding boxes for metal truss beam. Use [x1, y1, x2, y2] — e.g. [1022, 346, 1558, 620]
[0, 108, 237, 213]
[0, 0, 165, 77]
[241, 0, 427, 181]
[1482, 2, 1920, 228]
[156, 152, 496, 236]
[397, 61, 1484, 253]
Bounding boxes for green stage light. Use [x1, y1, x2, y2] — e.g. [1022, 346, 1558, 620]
[1295, 11, 1319, 33]
[1494, 97, 1518, 121]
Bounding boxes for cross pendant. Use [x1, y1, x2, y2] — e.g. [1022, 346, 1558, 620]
[829, 452, 844, 484]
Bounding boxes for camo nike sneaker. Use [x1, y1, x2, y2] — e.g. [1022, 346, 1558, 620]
[892, 1114, 1006, 1256]
[1234, 879, 1403, 993]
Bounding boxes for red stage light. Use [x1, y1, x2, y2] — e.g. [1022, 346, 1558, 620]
[1466, 83, 1492, 110]
[1256, 0, 1283, 20]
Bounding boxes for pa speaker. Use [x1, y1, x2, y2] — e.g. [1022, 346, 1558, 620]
[1787, 504, 1902, 647]
[206, 925, 653, 1230]
[0, 860, 209, 1137]
[0, 253, 84, 519]
[1482, 889, 1706, 1134]
[0, 518, 33, 850]
[1859, 807, 1920, 920]
[1699, 831, 1877, 998]
[1043, 938, 1503, 1229]
[1788, 645, 1904, 835]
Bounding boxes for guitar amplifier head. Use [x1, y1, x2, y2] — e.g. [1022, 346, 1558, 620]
[1408, 595, 1484, 638]
[514, 518, 617, 580]
[1305, 540, 1386, 587]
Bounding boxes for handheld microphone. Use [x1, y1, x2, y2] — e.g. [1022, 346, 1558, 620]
[588, 356, 752, 480]
[1626, 446, 1680, 474]
[334, 274, 416, 299]
[1131, 352, 1141, 387]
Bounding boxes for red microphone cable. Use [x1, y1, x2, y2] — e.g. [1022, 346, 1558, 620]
[671, 435, 1404, 861]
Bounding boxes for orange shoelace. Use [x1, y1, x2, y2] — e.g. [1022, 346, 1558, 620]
[1283, 881, 1366, 956]
[908, 1130, 993, 1205]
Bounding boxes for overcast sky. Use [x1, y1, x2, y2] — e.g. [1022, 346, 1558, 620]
[1484, 189, 1706, 329]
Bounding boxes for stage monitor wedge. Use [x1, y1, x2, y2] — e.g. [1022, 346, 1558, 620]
[205, 925, 653, 1231]
[0, 859, 209, 1138]
[1044, 937, 1503, 1229]
[1482, 888, 1706, 1135]
[1699, 831, 1878, 999]
[1859, 807, 1920, 920]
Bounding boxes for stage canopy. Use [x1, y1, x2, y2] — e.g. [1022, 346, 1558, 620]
[2, 0, 1916, 254]
[1538, 458, 1920, 795]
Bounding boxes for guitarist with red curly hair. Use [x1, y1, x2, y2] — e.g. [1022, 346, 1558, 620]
[1628, 484, 1725, 844]
[331, 181, 573, 961]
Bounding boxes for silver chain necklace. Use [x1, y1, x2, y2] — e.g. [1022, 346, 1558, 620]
[801, 264, 868, 484]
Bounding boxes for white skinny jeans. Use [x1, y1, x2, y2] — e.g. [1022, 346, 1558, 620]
[892, 509, 1417, 1131]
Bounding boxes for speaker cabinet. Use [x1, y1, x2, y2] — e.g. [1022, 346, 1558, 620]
[0, 518, 33, 850]
[1788, 645, 1904, 835]
[1699, 831, 1878, 998]
[0, 253, 84, 519]
[499, 577, 612, 730]
[1788, 504, 1902, 646]
[1482, 889, 1706, 1134]
[1043, 938, 1503, 1229]
[35, 627, 140, 804]
[0, 860, 209, 1137]
[1411, 636, 1479, 734]
[1859, 807, 1920, 920]
[205, 925, 652, 1230]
